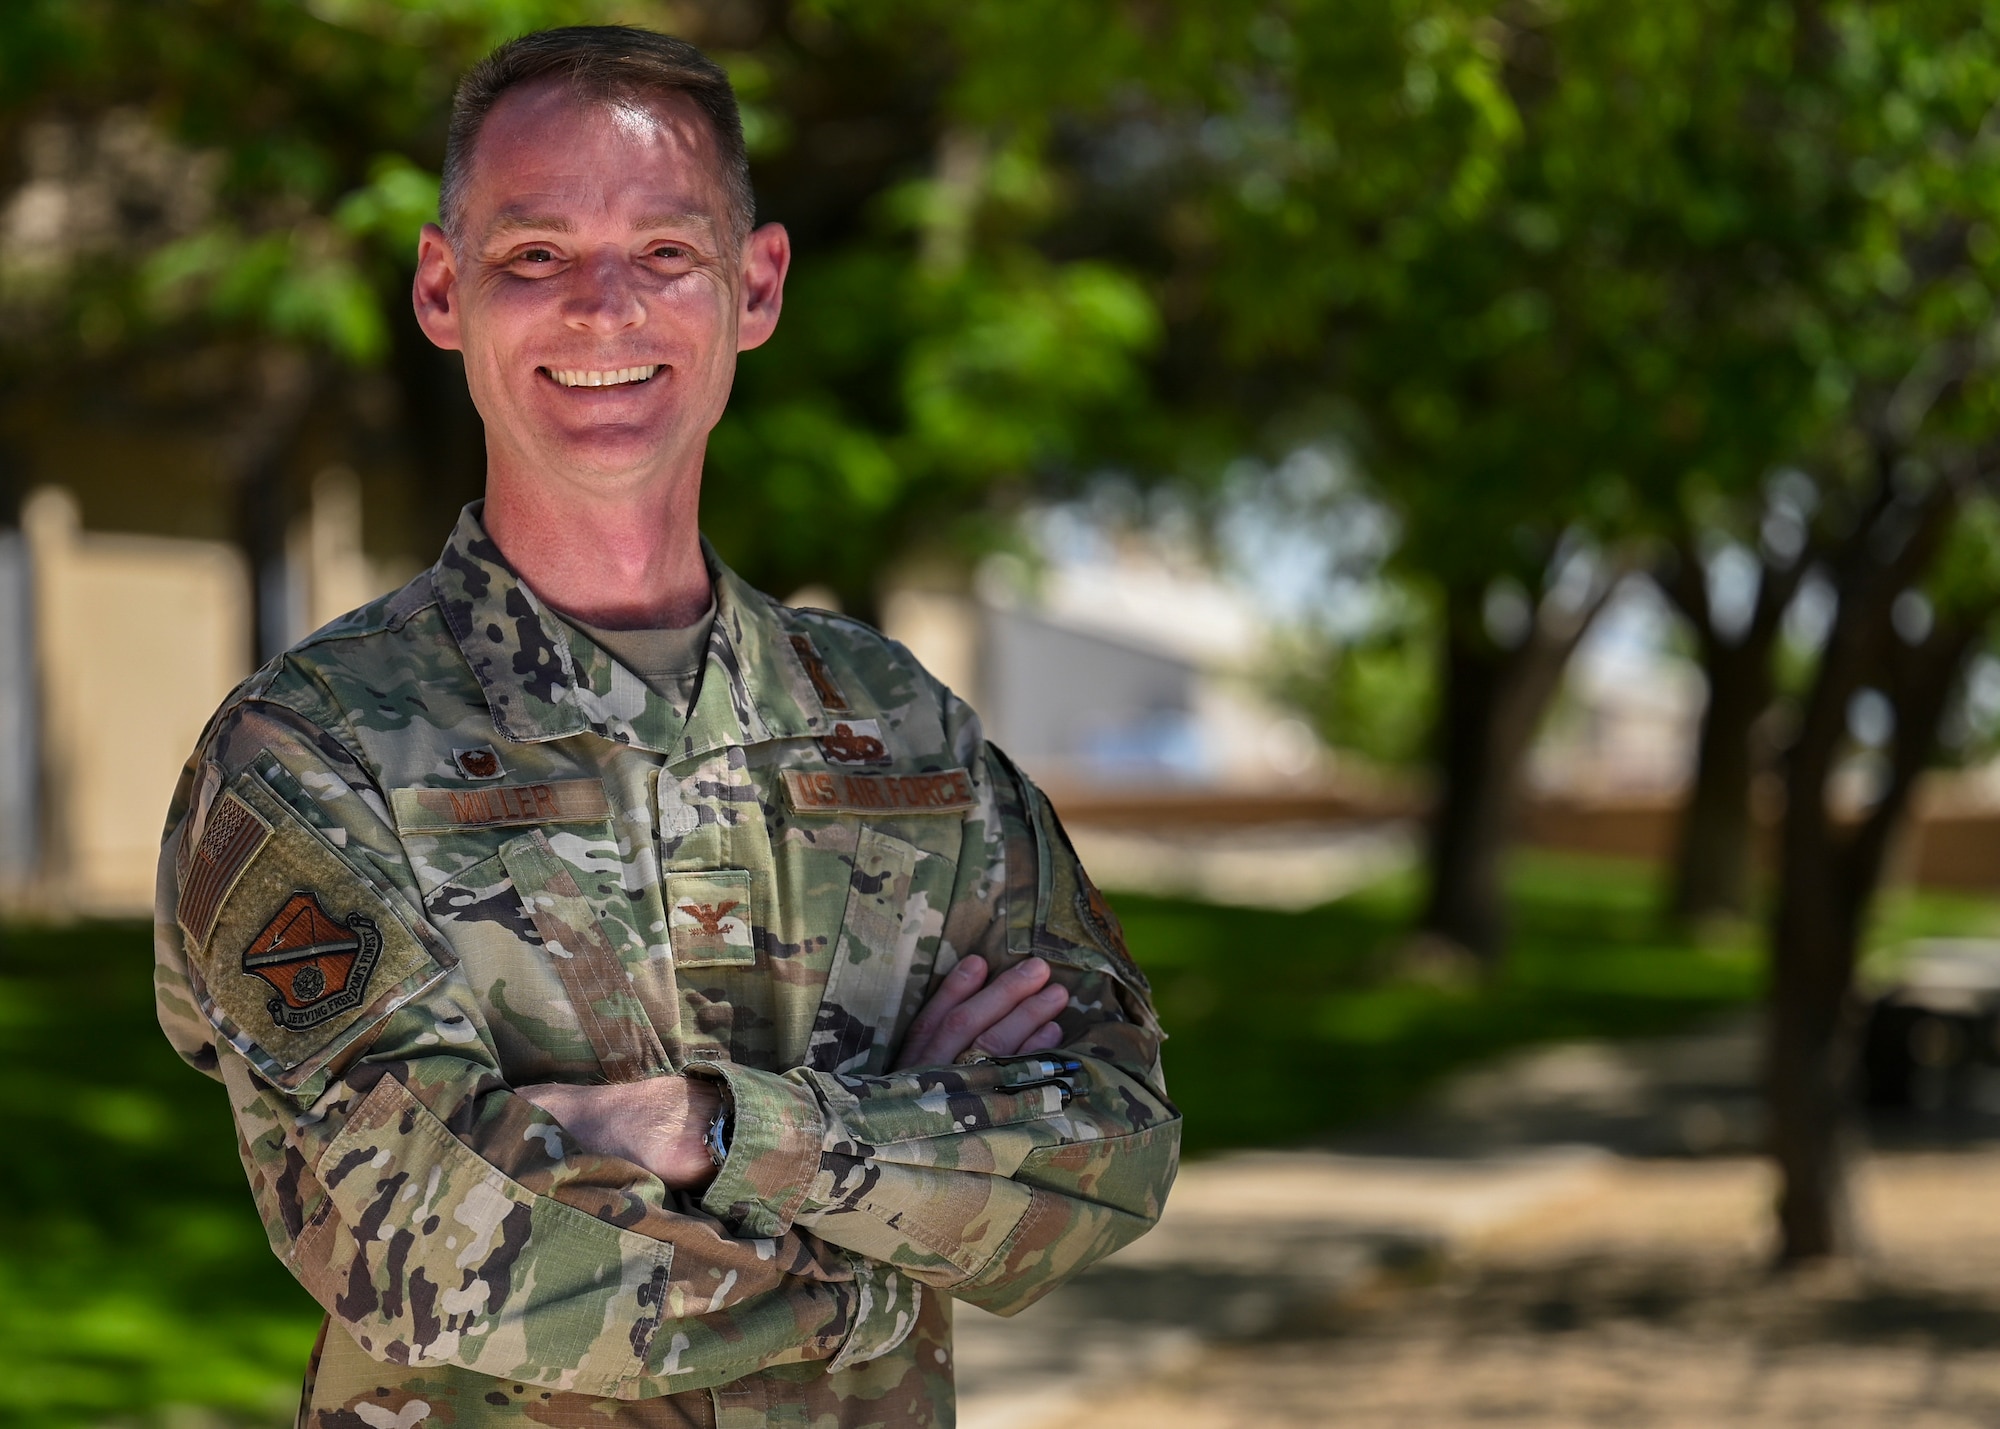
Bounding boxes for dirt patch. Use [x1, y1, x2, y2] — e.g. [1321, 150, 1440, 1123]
[1041, 1151, 2000, 1428]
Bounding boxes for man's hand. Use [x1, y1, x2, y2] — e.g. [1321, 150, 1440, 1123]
[894, 955, 1069, 1071]
[517, 1074, 721, 1191]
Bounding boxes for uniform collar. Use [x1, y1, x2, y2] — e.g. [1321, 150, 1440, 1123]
[430, 502, 832, 760]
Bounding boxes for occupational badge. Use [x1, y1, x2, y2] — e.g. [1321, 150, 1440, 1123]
[453, 746, 505, 780]
[818, 718, 891, 766]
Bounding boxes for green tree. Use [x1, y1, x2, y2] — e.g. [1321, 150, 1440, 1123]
[1754, 0, 2000, 1262]
[0, 0, 1161, 647]
[913, 0, 1836, 963]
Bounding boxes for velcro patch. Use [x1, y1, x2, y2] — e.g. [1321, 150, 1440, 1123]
[781, 767, 975, 816]
[664, 869, 757, 967]
[196, 768, 441, 1087]
[178, 791, 273, 948]
[818, 718, 890, 766]
[391, 779, 610, 833]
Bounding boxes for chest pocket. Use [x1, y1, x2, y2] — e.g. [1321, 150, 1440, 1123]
[806, 827, 931, 1076]
[498, 830, 672, 1083]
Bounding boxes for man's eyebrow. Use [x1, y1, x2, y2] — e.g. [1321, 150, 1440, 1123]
[483, 211, 575, 241]
[478, 210, 720, 244]
[634, 212, 719, 236]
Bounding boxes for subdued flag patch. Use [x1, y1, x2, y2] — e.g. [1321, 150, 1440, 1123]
[241, 890, 383, 1030]
[780, 768, 976, 816]
[177, 791, 273, 948]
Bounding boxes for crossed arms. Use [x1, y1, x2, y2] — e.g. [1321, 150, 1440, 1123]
[155, 692, 1179, 1398]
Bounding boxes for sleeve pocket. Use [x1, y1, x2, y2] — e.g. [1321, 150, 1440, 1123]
[182, 763, 449, 1093]
[310, 1073, 674, 1395]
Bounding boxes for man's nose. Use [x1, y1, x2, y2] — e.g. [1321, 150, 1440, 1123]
[563, 249, 646, 333]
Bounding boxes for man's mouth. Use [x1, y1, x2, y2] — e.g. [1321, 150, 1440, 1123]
[542, 365, 661, 388]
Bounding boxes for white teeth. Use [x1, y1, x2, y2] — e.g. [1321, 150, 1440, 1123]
[547, 365, 660, 388]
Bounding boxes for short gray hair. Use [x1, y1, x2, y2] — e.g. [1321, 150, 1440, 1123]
[440, 26, 755, 247]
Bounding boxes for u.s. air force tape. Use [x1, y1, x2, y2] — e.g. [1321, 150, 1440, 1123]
[780, 767, 975, 815]
[391, 779, 610, 833]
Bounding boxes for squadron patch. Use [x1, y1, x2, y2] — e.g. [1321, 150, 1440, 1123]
[818, 718, 891, 766]
[781, 767, 975, 816]
[242, 891, 383, 1030]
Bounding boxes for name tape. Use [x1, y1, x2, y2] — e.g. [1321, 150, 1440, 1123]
[780, 767, 976, 816]
[392, 779, 611, 833]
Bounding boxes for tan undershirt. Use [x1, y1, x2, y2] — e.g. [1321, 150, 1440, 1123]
[562, 599, 716, 713]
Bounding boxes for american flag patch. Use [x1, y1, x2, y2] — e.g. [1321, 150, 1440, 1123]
[177, 792, 272, 949]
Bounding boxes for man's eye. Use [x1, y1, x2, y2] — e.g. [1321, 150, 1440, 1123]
[519, 247, 556, 264]
[652, 244, 689, 260]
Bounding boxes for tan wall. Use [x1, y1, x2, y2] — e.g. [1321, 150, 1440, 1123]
[24, 487, 250, 915]
[1053, 781, 2000, 897]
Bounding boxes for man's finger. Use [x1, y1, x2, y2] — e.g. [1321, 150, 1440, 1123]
[923, 957, 1052, 1064]
[899, 956, 1056, 1068]
[967, 983, 1070, 1060]
[901, 955, 986, 1043]
[1019, 1021, 1064, 1055]
[896, 956, 991, 1069]
[942, 957, 1049, 1041]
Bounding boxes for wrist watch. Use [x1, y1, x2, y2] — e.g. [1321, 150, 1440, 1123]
[703, 1099, 732, 1168]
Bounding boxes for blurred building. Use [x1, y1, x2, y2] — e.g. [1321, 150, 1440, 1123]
[1529, 579, 1705, 798]
[0, 476, 408, 916]
[883, 546, 1325, 794]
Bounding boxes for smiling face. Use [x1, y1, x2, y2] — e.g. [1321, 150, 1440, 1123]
[412, 79, 787, 499]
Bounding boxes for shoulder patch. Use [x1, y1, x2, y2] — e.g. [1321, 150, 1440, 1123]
[242, 891, 385, 1030]
[1027, 784, 1151, 998]
[188, 765, 444, 1089]
[781, 767, 975, 816]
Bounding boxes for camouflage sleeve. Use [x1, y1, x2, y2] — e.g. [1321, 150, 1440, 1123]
[154, 693, 918, 1400]
[693, 696, 1180, 1318]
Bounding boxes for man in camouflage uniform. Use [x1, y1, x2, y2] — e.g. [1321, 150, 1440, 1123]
[152, 25, 1178, 1428]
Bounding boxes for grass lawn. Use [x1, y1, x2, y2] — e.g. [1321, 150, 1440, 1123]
[4, 849, 1998, 1424]
[1121, 851, 2000, 1155]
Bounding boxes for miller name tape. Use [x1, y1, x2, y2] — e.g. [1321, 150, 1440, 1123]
[392, 779, 611, 833]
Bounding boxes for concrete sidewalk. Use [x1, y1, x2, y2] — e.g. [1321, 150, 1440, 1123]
[953, 1145, 1613, 1429]
[953, 1012, 2000, 1427]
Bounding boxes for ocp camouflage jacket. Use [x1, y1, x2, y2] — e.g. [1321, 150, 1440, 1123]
[152, 506, 1179, 1428]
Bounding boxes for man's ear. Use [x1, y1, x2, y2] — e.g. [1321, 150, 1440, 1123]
[736, 222, 791, 353]
[412, 222, 463, 352]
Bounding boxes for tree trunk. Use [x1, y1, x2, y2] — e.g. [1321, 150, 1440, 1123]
[1661, 541, 1803, 925]
[1766, 471, 1970, 1263]
[1672, 639, 1767, 920]
[1768, 780, 1862, 1259]
[1419, 574, 1611, 964]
